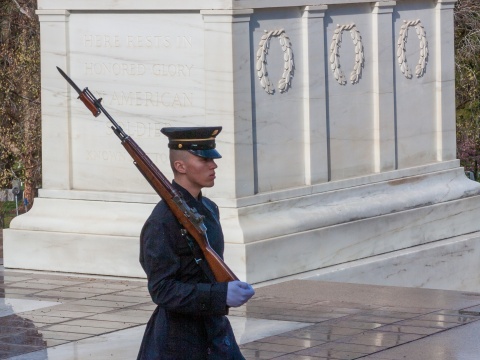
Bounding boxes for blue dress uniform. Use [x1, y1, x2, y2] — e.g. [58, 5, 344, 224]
[137, 127, 244, 359]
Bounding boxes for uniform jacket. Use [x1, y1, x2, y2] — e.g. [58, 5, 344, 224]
[137, 181, 244, 360]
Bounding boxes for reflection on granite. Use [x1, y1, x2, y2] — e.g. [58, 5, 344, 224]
[6, 326, 143, 360]
[0, 310, 48, 359]
[228, 316, 311, 345]
[2, 268, 480, 359]
[6, 317, 311, 360]
[0, 299, 60, 318]
[0, 272, 59, 359]
[0, 267, 148, 359]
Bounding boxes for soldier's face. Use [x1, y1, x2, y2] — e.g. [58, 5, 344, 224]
[180, 152, 218, 191]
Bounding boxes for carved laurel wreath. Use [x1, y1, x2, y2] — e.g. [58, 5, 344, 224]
[256, 29, 294, 94]
[397, 19, 429, 79]
[330, 23, 364, 85]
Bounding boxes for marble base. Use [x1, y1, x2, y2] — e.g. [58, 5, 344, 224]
[3, 198, 152, 278]
[237, 165, 480, 284]
[244, 193, 480, 284]
[302, 231, 480, 293]
[5, 164, 480, 287]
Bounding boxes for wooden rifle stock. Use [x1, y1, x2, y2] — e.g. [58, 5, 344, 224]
[57, 67, 238, 283]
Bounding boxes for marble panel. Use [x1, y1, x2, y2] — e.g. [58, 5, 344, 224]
[65, 12, 205, 193]
[302, 6, 329, 185]
[434, 0, 457, 162]
[251, 8, 306, 192]
[38, 10, 71, 191]
[394, 2, 438, 168]
[325, 4, 376, 180]
[202, 9, 256, 199]
[372, 2, 396, 173]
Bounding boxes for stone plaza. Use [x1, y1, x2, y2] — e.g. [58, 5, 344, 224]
[1, 262, 480, 359]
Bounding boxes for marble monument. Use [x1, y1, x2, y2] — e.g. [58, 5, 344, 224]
[6, 0, 480, 291]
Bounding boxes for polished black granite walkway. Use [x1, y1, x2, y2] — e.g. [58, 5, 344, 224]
[1, 265, 480, 359]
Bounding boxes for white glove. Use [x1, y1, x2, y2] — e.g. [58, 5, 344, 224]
[226, 280, 255, 307]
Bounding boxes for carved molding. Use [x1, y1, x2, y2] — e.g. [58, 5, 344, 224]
[329, 23, 364, 85]
[397, 19, 429, 79]
[256, 29, 294, 94]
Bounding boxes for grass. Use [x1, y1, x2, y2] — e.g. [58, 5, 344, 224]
[1, 201, 18, 229]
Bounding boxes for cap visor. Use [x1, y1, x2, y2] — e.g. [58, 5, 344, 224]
[188, 149, 222, 159]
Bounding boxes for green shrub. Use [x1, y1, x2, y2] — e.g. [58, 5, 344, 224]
[0, 201, 17, 228]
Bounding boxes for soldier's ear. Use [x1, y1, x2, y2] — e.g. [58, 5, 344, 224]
[173, 160, 186, 174]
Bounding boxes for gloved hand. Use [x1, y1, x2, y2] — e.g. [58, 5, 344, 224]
[226, 280, 255, 307]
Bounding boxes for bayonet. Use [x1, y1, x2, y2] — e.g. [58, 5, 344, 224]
[56, 66, 82, 95]
[56, 66, 101, 117]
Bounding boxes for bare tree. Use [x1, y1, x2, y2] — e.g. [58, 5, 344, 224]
[0, 0, 40, 206]
[455, 0, 480, 178]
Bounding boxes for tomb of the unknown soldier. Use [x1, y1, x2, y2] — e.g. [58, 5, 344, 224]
[5, 0, 480, 293]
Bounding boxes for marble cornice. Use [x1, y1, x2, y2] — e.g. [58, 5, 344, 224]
[37, 0, 426, 11]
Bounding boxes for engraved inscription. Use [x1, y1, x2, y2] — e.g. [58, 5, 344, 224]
[80, 33, 199, 109]
[104, 121, 166, 138]
[83, 35, 192, 48]
[152, 64, 194, 77]
[84, 63, 194, 77]
[126, 35, 172, 48]
[87, 150, 126, 162]
[83, 35, 121, 48]
[110, 92, 193, 108]
[126, 36, 192, 48]
[85, 63, 147, 76]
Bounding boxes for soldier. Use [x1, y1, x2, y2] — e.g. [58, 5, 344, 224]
[137, 126, 254, 359]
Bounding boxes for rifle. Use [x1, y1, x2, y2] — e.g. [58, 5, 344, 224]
[57, 66, 238, 283]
